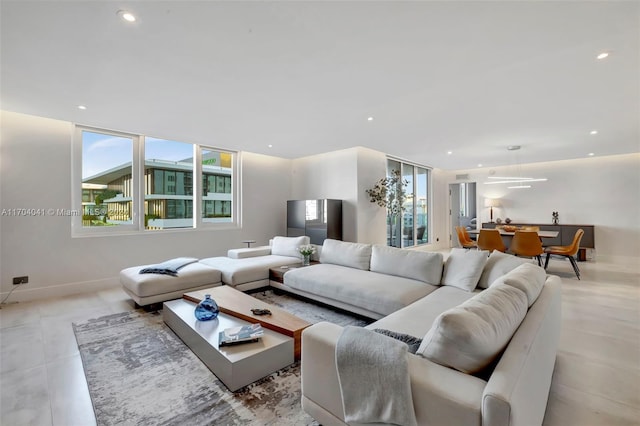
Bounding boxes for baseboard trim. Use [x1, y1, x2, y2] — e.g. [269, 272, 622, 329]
[0, 276, 120, 304]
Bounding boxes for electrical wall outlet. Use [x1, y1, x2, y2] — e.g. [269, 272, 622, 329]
[12, 276, 28, 285]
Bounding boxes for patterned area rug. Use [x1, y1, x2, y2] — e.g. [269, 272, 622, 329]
[73, 290, 371, 426]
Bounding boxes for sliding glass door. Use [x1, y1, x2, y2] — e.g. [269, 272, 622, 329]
[386, 158, 430, 248]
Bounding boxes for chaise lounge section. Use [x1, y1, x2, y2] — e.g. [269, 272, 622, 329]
[120, 236, 309, 305]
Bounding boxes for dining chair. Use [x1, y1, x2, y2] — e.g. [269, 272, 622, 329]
[544, 229, 585, 279]
[455, 226, 477, 250]
[477, 229, 507, 253]
[510, 230, 544, 266]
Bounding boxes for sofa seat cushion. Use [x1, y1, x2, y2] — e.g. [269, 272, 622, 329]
[284, 263, 437, 317]
[370, 245, 443, 285]
[120, 262, 221, 298]
[199, 255, 301, 286]
[367, 286, 478, 339]
[417, 283, 528, 374]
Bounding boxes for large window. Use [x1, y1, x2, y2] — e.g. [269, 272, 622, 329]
[80, 130, 135, 229]
[387, 158, 430, 247]
[73, 127, 238, 235]
[145, 138, 194, 230]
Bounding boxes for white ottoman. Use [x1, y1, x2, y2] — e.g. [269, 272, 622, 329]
[120, 262, 222, 306]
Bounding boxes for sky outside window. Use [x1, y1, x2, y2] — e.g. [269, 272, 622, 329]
[82, 131, 132, 179]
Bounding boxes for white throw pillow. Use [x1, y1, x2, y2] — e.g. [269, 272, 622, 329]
[477, 250, 528, 289]
[492, 263, 547, 307]
[440, 248, 489, 291]
[270, 236, 310, 258]
[417, 283, 528, 374]
[370, 245, 443, 285]
[319, 239, 372, 270]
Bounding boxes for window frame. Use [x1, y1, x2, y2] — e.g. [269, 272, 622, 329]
[72, 125, 241, 237]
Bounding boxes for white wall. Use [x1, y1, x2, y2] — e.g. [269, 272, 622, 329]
[441, 154, 640, 263]
[428, 168, 452, 251]
[0, 111, 292, 301]
[290, 146, 451, 248]
[291, 147, 392, 243]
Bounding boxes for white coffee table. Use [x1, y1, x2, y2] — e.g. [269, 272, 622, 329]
[163, 298, 294, 391]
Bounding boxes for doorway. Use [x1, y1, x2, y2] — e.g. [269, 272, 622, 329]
[449, 182, 477, 247]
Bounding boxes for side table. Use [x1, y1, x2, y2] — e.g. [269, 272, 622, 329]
[269, 262, 318, 285]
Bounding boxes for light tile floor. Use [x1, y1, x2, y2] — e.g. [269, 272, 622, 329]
[0, 258, 639, 425]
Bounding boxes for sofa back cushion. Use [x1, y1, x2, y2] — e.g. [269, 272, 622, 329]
[227, 246, 272, 259]
[492, 263, 547, 307]
[440, 248, 489, 291]
[320, 239, 372, 270]
[271, 236, 310, 258]
[417, 283, 528, 374]
[477, 250, 528, 289]
[370, 245, 443, 285]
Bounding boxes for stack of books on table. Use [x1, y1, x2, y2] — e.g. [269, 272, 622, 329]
[219, 323, 264, 347]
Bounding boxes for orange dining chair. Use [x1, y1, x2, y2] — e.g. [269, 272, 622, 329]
[510, 230, 544, 266]
[477, 229, 507, 253]
[544, 229, 585, 279]
[455, 226, 477, 250]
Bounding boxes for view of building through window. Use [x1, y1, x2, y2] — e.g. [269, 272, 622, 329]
[80, 129, 234, 232]
[81, 131, 134, 227]
[202, 149, 233, 223]
[144, 138, 194, 230]
[387, 158, 430, 247]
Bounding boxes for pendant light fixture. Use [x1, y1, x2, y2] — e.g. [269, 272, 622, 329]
[484, 146, 547, 189]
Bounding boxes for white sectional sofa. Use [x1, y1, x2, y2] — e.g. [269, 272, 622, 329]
[289, 239, 561, 426]
[120, 236, 560, 425]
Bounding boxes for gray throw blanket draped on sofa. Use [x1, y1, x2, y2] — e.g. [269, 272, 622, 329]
[335, 326, 417, 426]
[139, 257, 198, 276]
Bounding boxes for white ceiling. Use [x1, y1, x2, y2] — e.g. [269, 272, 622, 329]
[1, 1, 638, 170]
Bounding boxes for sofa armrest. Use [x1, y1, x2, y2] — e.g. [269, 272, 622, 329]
[227, 246, 271, 259]
[482, 276, 562, 426]
[301, 322, 346, 423]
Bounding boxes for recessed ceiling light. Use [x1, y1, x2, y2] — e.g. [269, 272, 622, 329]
[117, 10, 136, 22]
[447, 151, 453, 155]
[77, 105, 87, 110]
[367, 117, 374, 121]
[588, 152, 595, 156]
[267, 144, 273, 148]
[477, 164, 483, 168]
[590, 130, 598, 135]
[596, 52, 609, 60]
